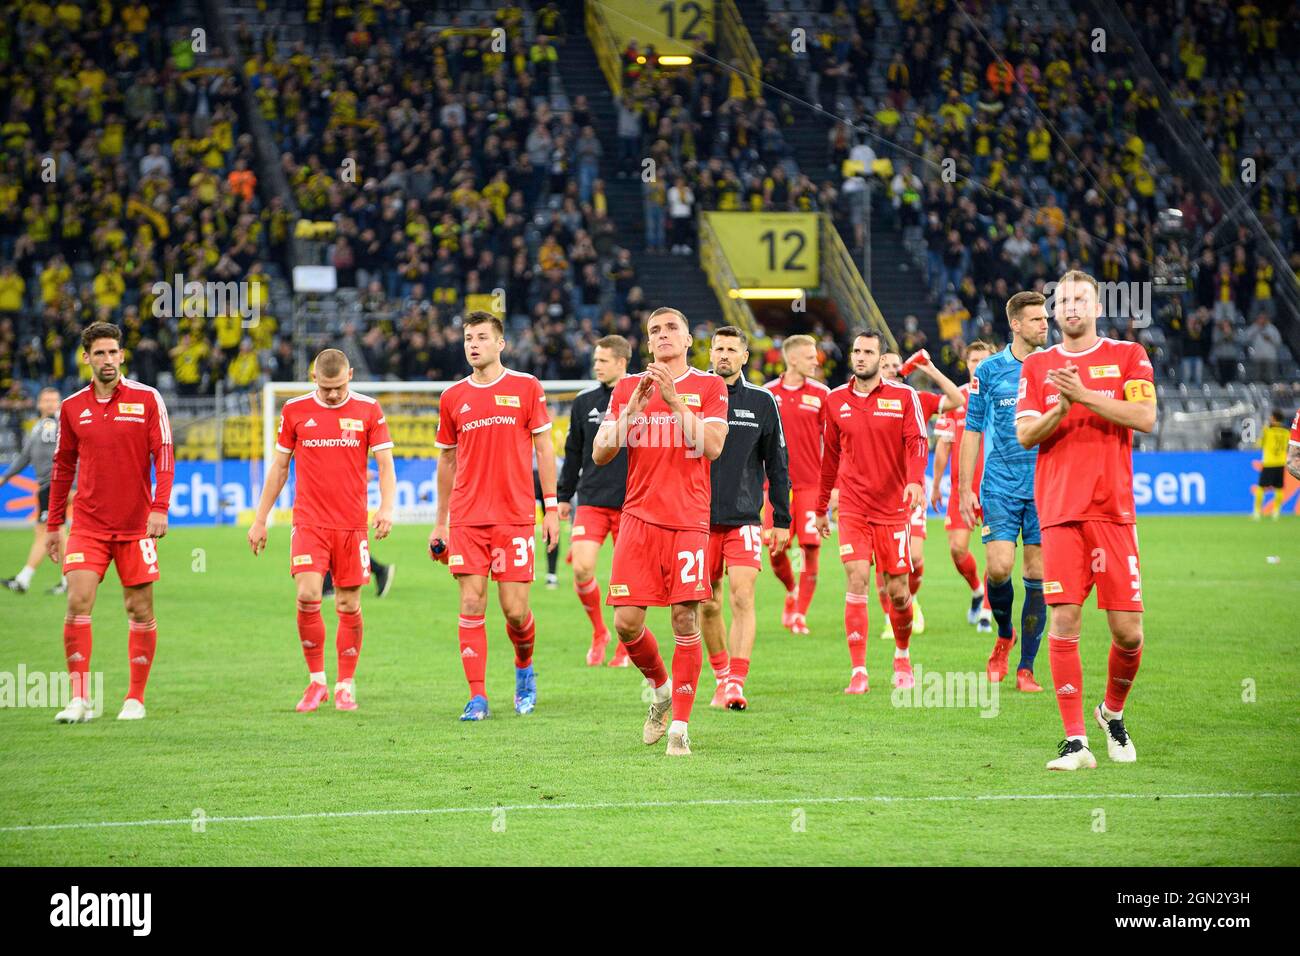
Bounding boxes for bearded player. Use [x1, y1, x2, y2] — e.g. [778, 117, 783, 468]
[432, 313, 560, 721]
[702, 327, 789, 711]
[249, 348, 396, 713]
[960, 292, 1050, 689]
[763, 334, 827, 635]
[593, 307, 728, 756]
[558, 335, 632, 667]
[872, 348, 963, 637]
[930, 341, 995, 633]
[1016, 271, 1157, 770]
[46, 322, 174, 722]
[816, 330, 927, 694]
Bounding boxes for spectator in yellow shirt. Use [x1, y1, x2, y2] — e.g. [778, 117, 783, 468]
[0, 265, 24, 313]
[226, 339, 262, 391]
[92, 263, 126, 312]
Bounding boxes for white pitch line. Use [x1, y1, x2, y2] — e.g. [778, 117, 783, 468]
[2, 792, 1298, 834]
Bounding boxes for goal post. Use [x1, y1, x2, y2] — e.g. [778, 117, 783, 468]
[256, 379, 594, 525]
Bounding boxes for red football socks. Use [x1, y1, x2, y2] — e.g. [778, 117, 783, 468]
[1105, 642, 1143, 714]
[770, 549, 796, 593]
[730, 656, 750, 688]
[708, 649, 730, 682]
[296, 599, 326, 673]
[908, 560, 924, 597]
[126, 617, 157, 703]
[574, 577, 607, 636]
[953, 550, 981, 591]
[1049, 633, 1085, 736]
[506, 611, 536, 668]
[845, 592, 870, 669]
[62, 614, 92, 700]
[336, 608, 363, 681]
[623, 626, 669, 688]
[889, 596, 914, 651]
[458, 613, 488, 698]
[671, 632, 703, 722]
[796, 544, 820, 615]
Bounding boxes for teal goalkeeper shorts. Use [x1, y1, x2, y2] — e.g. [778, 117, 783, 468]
[980, 494, 1041, 545]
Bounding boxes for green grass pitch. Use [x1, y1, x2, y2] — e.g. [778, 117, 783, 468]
[0, 516, 1296, 866]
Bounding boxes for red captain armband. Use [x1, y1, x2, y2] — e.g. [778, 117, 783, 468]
[1123, 380, 1156, 402]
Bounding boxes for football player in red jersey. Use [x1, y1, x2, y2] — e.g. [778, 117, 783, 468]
[431, 313, 560, 721]
[593, 307, 729, 756]
[1016, 271, 1157, 770]
[876, 349, 963, 637]
[930, 341, 995, 632]
[763, 334, 828, 635]
[1288, 409, 1300, 481]
[45, 322, 175, 722]
[816, 330, 928, 694]
[249, 349, 396, 713]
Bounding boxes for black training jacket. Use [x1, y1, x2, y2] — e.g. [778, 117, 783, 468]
[558, 381, 627, 509]
[710, 375, 791, 527]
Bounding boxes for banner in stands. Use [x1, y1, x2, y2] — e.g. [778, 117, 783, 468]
[0, 451, 1288, 526]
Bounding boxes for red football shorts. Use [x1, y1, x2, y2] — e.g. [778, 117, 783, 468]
[1041, 521, 1144, 612]
[571, 505, 621, 545]
[944, 493, 982, 532]
[607, 512, 712, 607]
[291, 525, 372, 588]
[762, 487, 822, 547]
[705, 523, 763, 583]
[909, 502, 928, 540]
[448, 523, 536, 582]
[837, 513, 913, 575]
[64, 533, 161, 587]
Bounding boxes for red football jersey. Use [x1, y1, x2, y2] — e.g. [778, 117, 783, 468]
[276, 391, 393, 530]
[1016, 337, 1154, 528]
[436, 368, 551, 527]
[47, 378, 174, 539]
[603, 367, 728, 532]
[765, 375, 828, 490]
[818, 378, 928, 521]
[934, 382, 983, 494]
[916, 389, 943, 424]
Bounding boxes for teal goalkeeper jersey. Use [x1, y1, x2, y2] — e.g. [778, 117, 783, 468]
[964, 344, 1037, 501]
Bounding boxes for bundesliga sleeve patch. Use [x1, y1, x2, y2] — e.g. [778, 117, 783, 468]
[969, 374, 980, 394]
[1124, 380, 1156, 402]
[118, 402, 145, 415]
[292, 555, 313, 566]
[338, 418, 364, 431]
[495, 394, 521, 407]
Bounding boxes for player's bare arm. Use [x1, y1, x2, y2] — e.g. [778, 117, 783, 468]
[931, 439, 951, 511]
[593, 378, 651, 464]
[430, 445, 456, 555]
[248, 449, 292, 555]
[1017, 391, 1072, 448]
[916, 361, 966, 412]
[533, 429, 560, 552]
[1048, 365, 1157, 434]
[957, 429, 981, 527]
[1288, 443, 1300, 481]
[372, 447, 396, 541]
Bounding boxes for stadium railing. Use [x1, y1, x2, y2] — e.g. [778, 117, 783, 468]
[697, 213, 759, 334]
[819, 212, 896, 351]
[586, 1, 624, 98]
[717, 0, 762, 99]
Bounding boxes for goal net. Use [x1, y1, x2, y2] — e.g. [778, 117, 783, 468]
[254, 379, 593, 526]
